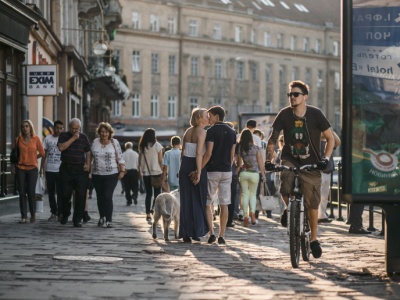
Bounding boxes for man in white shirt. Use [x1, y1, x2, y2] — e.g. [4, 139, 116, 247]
[122, 142, 139, 205]
[40, 120, 64, 221]
[162, 136, 182, 192]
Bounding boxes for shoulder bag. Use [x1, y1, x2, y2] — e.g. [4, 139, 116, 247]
[10, 137, 20, 164]
[260, 180, 278, 211]
[143, 150, 162, 189]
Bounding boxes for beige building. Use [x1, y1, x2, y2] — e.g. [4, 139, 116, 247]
[111, 0, 341, 144]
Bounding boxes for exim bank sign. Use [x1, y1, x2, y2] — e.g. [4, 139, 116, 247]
[26, 65, 58, 96]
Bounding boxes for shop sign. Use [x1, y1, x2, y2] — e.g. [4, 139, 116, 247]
[26, 65, 58, 96]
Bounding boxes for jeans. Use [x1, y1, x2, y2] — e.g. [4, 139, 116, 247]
[239, 171, 259, 217]
[143, 175, 161, 214]
[45, 171, 61, 215]
[123, 169, 139, 204]
[59, 163, 89, 223]
[17, 167, 38, 218]
[92, 173, 119, 222]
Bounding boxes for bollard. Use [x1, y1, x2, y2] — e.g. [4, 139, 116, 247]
[336, 161, 345, 221]
[367, 205, 377, 231]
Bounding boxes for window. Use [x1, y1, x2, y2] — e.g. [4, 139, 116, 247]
[168, 96, 176, 118]
[290, 36, 296, 50]
[264, 32, 270, 47]
[334, 72, 340, 90]
[317, 70, 323, 87]
[236, 61, 244, 80]
[169, 55, 176, 75]
[150, 14, 159, 32]
[191, 57, 199, 76]
[132, 51, 140, 72]
[213, 23, 222, 40]
[250, 29, 256, 44]
[292, 67, 299, 81]
[189, 20, 198, 36]
[215, 59, 222, 78]
[305, 68, 311, 84]
[213, 98, 222, 105]
[252, 63, 258, 81]
[315, 39, 321, 53]
[303, 37, 309, 52]
[265, 64, 272, 82]
[132, 12, 141, 29]
[277, 33, 283, 48]
[235, 26, 242, 42]
[132, 94, 140, 117]
[333, 41, 339, 56]
[113, 100, 122, 116]
[266, 101, 272, 113]
[151, 95, 159, 117]
[189, 97, 198, 112]
[151, 53, 159, 73]
[168, 18, 176, 34]
[279, 65, 286, 84]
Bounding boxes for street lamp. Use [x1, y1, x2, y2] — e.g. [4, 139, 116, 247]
[93, 40, 108, 56]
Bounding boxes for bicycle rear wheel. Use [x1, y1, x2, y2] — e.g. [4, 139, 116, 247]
[289, 200, 301, 268]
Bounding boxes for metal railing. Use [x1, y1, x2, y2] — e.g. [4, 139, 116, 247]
[328, 160, 384, 234]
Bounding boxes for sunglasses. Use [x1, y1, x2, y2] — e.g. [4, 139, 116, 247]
[287, 92, 306, 98]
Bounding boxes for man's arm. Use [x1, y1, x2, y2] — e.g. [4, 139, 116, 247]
[84, 151, 91, 172]
[322, 128, 335, 159]
[332, 129, 341, 148]
[58, 133, 79, 152]
[201, 141, 214, 169]
[266, 128, 280, 161]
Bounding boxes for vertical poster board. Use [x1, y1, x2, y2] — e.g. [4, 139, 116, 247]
[343, 0, 400, 203]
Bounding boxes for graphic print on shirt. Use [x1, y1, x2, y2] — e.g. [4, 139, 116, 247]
[289, 119, 310, 159]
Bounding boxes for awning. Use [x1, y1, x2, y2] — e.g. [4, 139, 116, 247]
[115, 130, 177, 137]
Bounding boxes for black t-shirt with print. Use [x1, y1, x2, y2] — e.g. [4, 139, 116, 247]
[206, 122, 237, 172]
[272, 105, 331, 167]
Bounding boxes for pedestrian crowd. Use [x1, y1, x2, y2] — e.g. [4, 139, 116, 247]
[11, 80, 372, 261]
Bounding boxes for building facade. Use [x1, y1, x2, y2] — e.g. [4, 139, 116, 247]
[111, 0, 341, 144]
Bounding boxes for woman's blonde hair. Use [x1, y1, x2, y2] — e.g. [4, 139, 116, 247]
[190, 107, 207, 127]
[96, 122, 114, 139]
[20, 120, 35, 137]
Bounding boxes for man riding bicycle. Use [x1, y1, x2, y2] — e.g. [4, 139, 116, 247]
[265, 80, 335, 259]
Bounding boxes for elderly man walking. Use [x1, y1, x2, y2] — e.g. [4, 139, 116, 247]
[58, 118, 91, 228]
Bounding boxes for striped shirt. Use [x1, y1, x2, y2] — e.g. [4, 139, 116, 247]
[57, 131, 90, 164]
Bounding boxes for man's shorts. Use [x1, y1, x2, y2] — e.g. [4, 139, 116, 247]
[279, 160, 321, 210]
[207, 171, 232, 206]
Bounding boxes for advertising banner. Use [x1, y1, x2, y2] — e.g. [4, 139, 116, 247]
[26, 65, 58, 96]
[351, 4, 400, 196]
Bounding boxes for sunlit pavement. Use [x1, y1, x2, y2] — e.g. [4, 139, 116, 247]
[0, 183, 398, 300]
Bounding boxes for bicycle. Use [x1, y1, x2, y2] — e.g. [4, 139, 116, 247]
[270, 164, 319, 268]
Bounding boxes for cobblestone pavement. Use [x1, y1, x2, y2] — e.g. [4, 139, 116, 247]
[0, 184, 399, 300]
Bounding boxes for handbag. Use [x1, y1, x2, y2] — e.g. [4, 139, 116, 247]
[35, 176, 45, 197]
[260, 181, 278, 211]
[10, 137, 20, 164]
[111, 139, 126, 174]
[143, 152, 162, 189]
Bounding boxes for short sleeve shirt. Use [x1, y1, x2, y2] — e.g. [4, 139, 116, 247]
[43, 135, 62, 172]
[272, 105, 331, 167]
[162, 148, 181, 187]
[205, 123, 237, 172]
[57, 131, 91, 164]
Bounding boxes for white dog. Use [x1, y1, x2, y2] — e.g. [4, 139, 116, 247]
[152, 189, 180, 241]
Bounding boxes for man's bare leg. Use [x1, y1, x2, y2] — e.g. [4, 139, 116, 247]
[219, 205, 228, 237]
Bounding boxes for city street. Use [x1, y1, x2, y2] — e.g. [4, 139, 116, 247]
[0, 184, 399, 300]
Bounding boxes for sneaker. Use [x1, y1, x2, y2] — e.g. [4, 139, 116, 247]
[83, 211, 91, 223]
[318, 218, 332, 224]
[226, 223, 235, 228]
[18, 218, 27, 224]
[266, 211, 273, 218]
[238, 210, 244, 221]
[217, 236, 226, 244]
[97, 218, 105, 227]
[48, 214, 57, 221]
[106, 221, 113, 228]
[60, 216, 68, 225]
[310, 240, 322, 258]
[207, 234, 216, 244]
[280, 209, 288, 227]
[73, 222, 83, 228]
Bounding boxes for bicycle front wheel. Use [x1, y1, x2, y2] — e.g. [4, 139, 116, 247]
[289, 200, 301, 268]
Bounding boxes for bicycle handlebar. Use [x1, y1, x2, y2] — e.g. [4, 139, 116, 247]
[270, 164, 319, 172]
